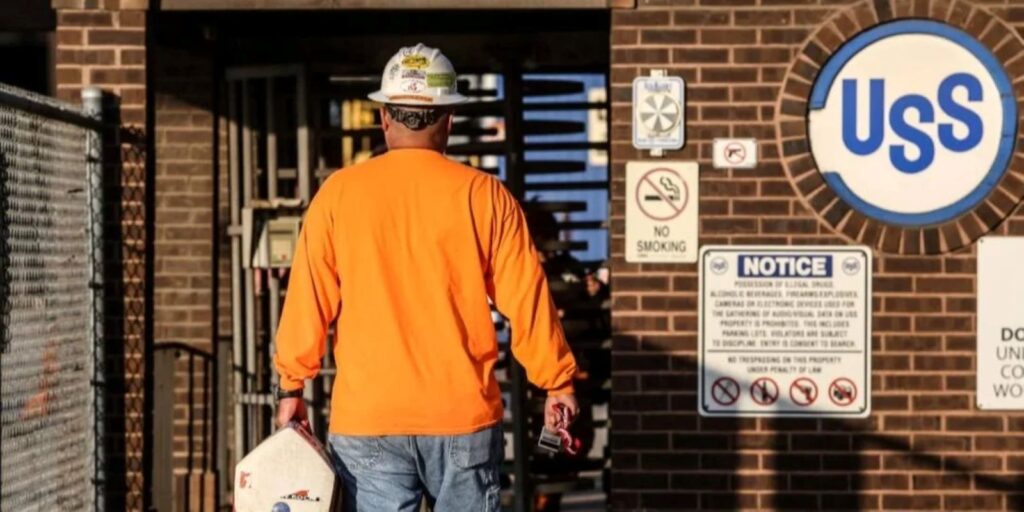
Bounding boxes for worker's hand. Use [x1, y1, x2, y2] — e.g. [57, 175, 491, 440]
[276, 397, 309, 431]
[544, 394, 579, 431]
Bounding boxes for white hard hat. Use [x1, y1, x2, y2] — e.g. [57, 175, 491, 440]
[368, 43, 468, 107]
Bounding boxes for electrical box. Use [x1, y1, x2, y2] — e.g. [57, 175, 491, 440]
[255, 216, 302, 269]
[242, 208, 303, 269]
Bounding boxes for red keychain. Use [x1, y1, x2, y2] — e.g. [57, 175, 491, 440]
[538, 403, 582, 456]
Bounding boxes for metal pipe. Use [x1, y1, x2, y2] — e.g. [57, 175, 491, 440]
[266, 78, 278, 200]
[241, 80, 260, 447]
[266, 78, 281, 388]
[228, 81, 246, 462]
[0, 87, 104, 130]
[294, 68, 319, 430]
[296, 69, 311, 203]
[82, 86, 104, 512]
[503, 70, 532, 512]
[211, 59, 226, 509]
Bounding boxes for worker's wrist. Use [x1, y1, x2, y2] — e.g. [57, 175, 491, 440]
[546, 382, 575, 397]
[274, 383, 305, 400]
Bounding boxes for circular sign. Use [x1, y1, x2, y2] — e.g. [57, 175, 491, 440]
[828, 378, 858, 407]
[710, 377, 740, 406]
[789, 377, 818, 406]
[709, 256, 729, 275]
[841, 256, 862, 276]
[807, 20, 1017, 227]
[634, 168, 689, 221]
[637, 93, 681, 135]
[750, 377, 779, 406]
[723, 142, 746, 165]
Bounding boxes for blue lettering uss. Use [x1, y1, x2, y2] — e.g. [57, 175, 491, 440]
[841, 73, 984, 174]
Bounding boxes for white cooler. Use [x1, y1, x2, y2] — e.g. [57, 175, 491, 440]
[234, 424, 341, 512]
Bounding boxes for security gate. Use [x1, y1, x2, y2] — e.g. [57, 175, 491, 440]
[0, 84, 105, 511]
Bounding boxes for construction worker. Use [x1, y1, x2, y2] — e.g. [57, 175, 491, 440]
[273, 43, 578, 511]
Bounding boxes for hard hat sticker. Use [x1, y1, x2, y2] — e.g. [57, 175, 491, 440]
[401, 69, 426, 80]
[401, 54, 429, 69]
[427, 73, 455, 88]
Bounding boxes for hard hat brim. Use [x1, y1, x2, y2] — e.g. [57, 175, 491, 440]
[368, 91, 469, 106]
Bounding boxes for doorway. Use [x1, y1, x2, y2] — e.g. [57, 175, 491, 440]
[215, 10, 611, 510]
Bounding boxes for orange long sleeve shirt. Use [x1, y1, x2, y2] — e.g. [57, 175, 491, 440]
[273, 148, 577, 435]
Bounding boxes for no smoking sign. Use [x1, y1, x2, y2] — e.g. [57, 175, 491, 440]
[626, 161, 699, 263]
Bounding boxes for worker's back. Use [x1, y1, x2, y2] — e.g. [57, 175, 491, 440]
[328, 148, 507, 434]
[274, 147, 575, 436]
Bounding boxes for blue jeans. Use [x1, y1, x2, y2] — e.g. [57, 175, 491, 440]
[328, 425, 502, 512]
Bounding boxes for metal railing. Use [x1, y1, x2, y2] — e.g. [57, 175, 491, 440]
[152, 341, 220, 512]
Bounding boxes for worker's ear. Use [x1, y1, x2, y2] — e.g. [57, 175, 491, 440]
[380, 107, 390, 133]
[446, 110, 454, 133]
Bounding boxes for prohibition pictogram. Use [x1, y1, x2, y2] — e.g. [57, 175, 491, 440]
[723, 142, 746, 165]
[790, 377, 818, 406]
[711, 377, 740, 406]
[750, 377, 779, 406]
[828, 378, 857, 407]
[634, 168, 689, 222]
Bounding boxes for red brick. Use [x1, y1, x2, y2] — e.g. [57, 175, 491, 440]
[672, 48, 728, 63]
[733, 47, 791, 63]
[641, 29, 697, 45]
[58, 11, 113, 26]
[673, 11, 730, 25]
[735, 9, 792, 26]
[615, 10, 671, 26]
[88, 29, 145, 46]
[700, 28, 756, 45]
[57, 28, 84, 45]
[613, 48, 669, 64]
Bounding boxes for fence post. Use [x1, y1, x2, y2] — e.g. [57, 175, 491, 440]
[152, 349, 177, 512]
[82, 86, 105, 512]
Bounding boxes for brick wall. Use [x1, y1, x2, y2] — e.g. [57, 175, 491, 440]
[152, 34, 226, 500]
[53, 0, 149, 509]
[609, 0, 1024, 510]
[154, 46, 215, 348]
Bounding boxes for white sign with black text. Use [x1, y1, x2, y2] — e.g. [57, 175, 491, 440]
[625, 161, 698, 263]
[712, 138, 758, 169]
[977, 237, 1024, 410]
[699, 246, 872, 418]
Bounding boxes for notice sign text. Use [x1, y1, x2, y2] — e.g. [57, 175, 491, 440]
[699, 246, 872, 418]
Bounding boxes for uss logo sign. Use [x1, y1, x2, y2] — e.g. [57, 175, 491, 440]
[808, 20, 1017, 226]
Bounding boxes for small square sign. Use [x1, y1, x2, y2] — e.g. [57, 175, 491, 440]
[632, 76, 686, 151]
[712, 138, 758, 169]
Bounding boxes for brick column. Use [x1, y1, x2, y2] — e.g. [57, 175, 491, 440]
[53, 1, 149, 510]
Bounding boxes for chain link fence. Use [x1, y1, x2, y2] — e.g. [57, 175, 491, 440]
[0, 83, 104, 511]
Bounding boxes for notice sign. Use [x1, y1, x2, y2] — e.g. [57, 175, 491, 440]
[698, 246, 872, 418]
[977, 237, 1024, 410]
[625, 161, 698, 263]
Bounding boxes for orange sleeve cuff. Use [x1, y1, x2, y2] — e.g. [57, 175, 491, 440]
[546, 381, 575, 397]
[279, 376, 305, 392]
